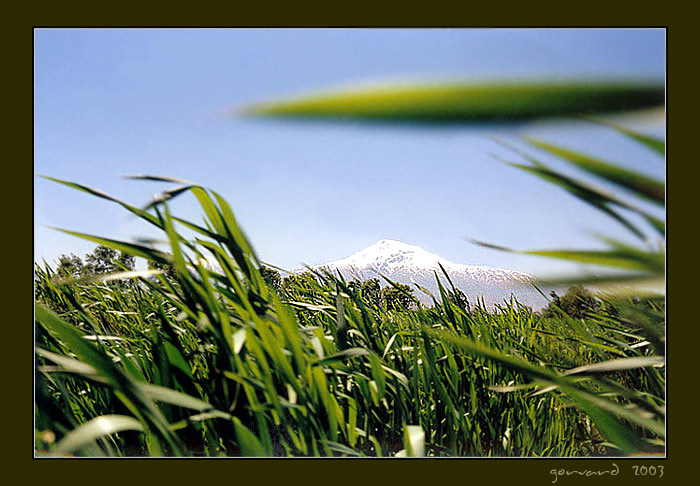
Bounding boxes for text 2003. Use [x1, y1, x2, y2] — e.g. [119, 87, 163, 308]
[632, 465, 664, 478]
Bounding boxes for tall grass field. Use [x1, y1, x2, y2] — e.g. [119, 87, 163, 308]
[35, 80, 665, 457]
[34, 181, 664, 457]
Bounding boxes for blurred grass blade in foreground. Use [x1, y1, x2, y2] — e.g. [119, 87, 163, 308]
[240, 80, 664, 123]
[523, 137, 665, 205]
[585, 117, 666, 156]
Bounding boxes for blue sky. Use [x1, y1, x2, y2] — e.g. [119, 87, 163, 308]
[34, 28, 665, 277]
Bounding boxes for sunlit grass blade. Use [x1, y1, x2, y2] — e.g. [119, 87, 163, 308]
[536, 273, 665, 296]
[585, 117, 666, 155]
[46, 227, 173, 265]
[322, 440, 364, 457]
[135, 383, 226, 414]
[524, 137, 664, 205]
[496, 158, 649, 241]
[562, 356, 664, 376]
[54, 415, 144, 455]
[240, 80, 664, 123]
[123, 174, 198, 185]
[40, 176, 162, 227]
[470, 239, 663, 273]
[142, 185, 196, 210]
[402, 424, 425, 457]
[531, 357, 665, 396]
[53, 269, 164, 285]
[312, 347, 370, 367]
[36, 347, 103, 379]
[490, 137, 665, 237]
[521, 249, 662, 273]
[639, 213, 665, 237]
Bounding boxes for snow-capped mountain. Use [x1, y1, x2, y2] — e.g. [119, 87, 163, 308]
[310, 239, 547, 309]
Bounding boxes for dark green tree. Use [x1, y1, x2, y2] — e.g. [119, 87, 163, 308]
[148, 260, 178, 281]
[116, 252, 135, 271]
[542, 285, 601, 319]
[349, 278, 382, 307]
[446, 288, 470, 310]
[56, 253, 85, 279]
[84, 245, 119, 274]
[82, 245, 135, 282]
[381, 283, 415, 310]
[260, 265, 283, 294]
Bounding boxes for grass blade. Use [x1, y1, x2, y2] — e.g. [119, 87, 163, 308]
[498, 159, 649, 241]
[585, 118, 665, 155]
[136, 383, 223, 413]
[563, 356, 664, 376]
[55, 415, 144, 455]
[524, 137, 664, 205]
[240, 80, 664, 123]
[403, 425, 425, 457]
[233, 417, 268, 456]
[470, 240, 664, 273]
[46, 228, 172, 265]
[40, 176, 162, 227]
[312, 348, 370, 367]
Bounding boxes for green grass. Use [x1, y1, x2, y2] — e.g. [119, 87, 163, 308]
[35, 78, 665, 457]
[35, 177, 665, 457]
[240, 79, 664, 122]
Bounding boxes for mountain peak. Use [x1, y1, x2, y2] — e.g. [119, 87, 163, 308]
[365, 238, 412, 250]
[374, 238, 405, 246]
[370, 239, 425, 253]
[309, 239, 544, 309]
[329, 239, 448, 271]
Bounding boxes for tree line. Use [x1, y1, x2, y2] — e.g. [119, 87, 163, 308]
[54, 245, 135, 278]
[260, 266, 659, 320]
[260, 267, 417, 310]
[49, 248, 657, 320]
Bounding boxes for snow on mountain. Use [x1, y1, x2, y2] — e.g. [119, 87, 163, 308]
[309, 239, 547, 310]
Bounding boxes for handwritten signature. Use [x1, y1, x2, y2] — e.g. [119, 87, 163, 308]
[550, 463, 619, 483]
